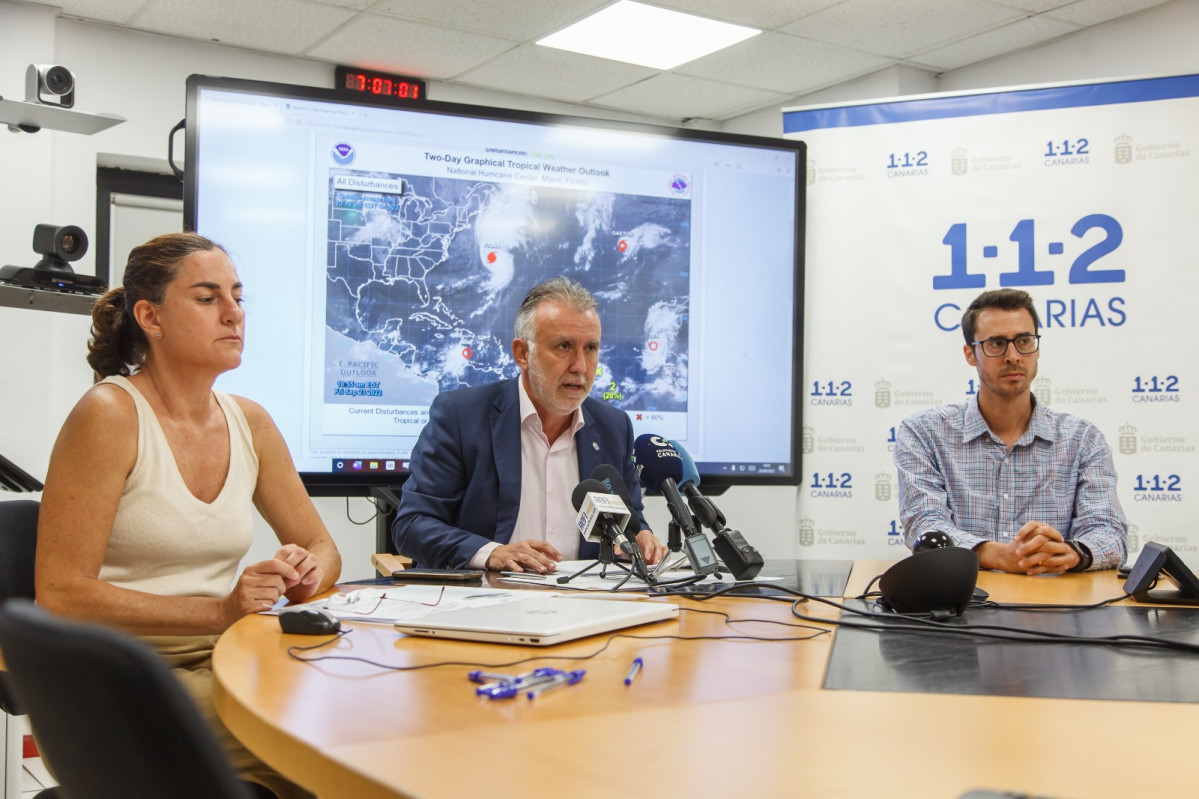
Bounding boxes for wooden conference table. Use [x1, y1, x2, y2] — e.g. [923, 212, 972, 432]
[213, 562, 1199, 798]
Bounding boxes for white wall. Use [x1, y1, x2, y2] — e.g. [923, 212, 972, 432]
[3, 0, 1199, 580]
[723, 65, 939, 138]
[939, 0, 1199, 93]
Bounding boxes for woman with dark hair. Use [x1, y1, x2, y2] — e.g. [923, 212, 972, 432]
[36, 232, 340, 798]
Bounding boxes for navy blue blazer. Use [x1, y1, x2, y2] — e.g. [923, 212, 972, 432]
[392, 378, 649, 568]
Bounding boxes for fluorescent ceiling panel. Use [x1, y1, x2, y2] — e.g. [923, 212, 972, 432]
[537, 1, 760, 70]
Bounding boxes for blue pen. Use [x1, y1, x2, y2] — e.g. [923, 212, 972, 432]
[527, 669, 585, 700]
[624, 657, 643, 686]
[468, 670, 517, 684]
[476, 667, 562, 699]
[478, 681, 524, 700]
[514, 667, 561, 684]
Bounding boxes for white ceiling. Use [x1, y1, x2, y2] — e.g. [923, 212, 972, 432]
[19, 0, 1175, 123]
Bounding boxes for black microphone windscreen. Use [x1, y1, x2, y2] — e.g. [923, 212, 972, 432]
[632, 434, 684, 490]
[592, 464, 642, 535]
[572, 478, 608, 511]
[591, 463, 631, 503]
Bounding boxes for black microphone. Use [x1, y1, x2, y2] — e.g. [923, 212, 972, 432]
[669, 438, 763, 581]
[632, 435, 696, 533]
[587, 465, 651, 581]
[632, 435, 719, 576]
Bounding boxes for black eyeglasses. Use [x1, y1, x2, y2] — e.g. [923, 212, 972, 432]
[972, 334, 1041, 357]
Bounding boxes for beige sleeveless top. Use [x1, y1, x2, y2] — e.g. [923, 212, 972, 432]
[98, 375, 258, 599]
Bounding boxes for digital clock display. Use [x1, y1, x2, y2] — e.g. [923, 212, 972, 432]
[335, 66, 426, 103]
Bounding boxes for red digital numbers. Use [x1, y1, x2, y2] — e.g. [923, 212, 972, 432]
[338, 68, 426, 102]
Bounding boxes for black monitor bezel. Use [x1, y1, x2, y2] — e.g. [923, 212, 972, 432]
[184, 74, 804, 496]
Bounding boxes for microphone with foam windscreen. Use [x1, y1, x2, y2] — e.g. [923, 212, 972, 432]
[589, 463, 647, 551]
[571, 478, 631, 546]
[668, 438, 764, 581]
[632, 435, 695, 531]
[570, 472, 647, 578]
[670, 438, 724, 529]
[632, 435, 720, 576]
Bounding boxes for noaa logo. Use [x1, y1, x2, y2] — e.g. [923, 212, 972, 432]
[669, 175, 690, 196]
[331, 142, 355, 166]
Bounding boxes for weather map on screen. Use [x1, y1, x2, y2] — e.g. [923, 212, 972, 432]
[323, 169, 691, 419]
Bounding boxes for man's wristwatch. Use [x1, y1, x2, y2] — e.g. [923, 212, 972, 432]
[1066, 540, 1093, 572]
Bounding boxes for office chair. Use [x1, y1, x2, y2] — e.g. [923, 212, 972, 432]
[0, 600, 261, 799]
[0, 499, 39, 798]
[0, 499, 39, 717]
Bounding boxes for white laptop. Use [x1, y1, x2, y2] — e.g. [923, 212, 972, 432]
[393, 596, 678, 646]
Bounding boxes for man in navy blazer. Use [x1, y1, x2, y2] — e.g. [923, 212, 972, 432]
[393, 278, 666, 572]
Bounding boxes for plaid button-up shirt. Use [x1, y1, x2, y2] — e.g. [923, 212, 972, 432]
[895, 396, 1127, 569]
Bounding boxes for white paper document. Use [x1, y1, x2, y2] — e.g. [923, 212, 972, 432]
[270, 585, 528, 625]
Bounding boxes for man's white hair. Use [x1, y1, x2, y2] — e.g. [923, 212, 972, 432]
[513, 277, 598, 345]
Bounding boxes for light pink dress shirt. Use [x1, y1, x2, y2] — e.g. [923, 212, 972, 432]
[469, 378, 584, 568]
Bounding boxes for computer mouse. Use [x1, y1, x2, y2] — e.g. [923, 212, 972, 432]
[278, 607, 341, 635]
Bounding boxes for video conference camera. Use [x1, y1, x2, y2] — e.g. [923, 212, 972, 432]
[0, 224, 105, 295]
[26, 64, 76, 108]
[2, 64, 124, 135]
[33, 224, 88, 269]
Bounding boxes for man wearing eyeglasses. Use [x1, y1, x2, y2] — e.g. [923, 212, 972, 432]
[894, 288, 1127, 574]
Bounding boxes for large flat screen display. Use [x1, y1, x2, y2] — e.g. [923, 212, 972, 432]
[184, 75, 804, 494]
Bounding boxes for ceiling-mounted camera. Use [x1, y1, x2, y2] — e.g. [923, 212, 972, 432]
[26, 64, 75, 108]
[0, 224, 105, 295]
[0, 64, 123, 134]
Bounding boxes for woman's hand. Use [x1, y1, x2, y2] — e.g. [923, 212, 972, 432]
[220, 557, 299, 628]
[274, 543, 325, 603]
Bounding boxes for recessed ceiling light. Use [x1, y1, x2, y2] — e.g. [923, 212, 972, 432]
[536, 1, 760, 71]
